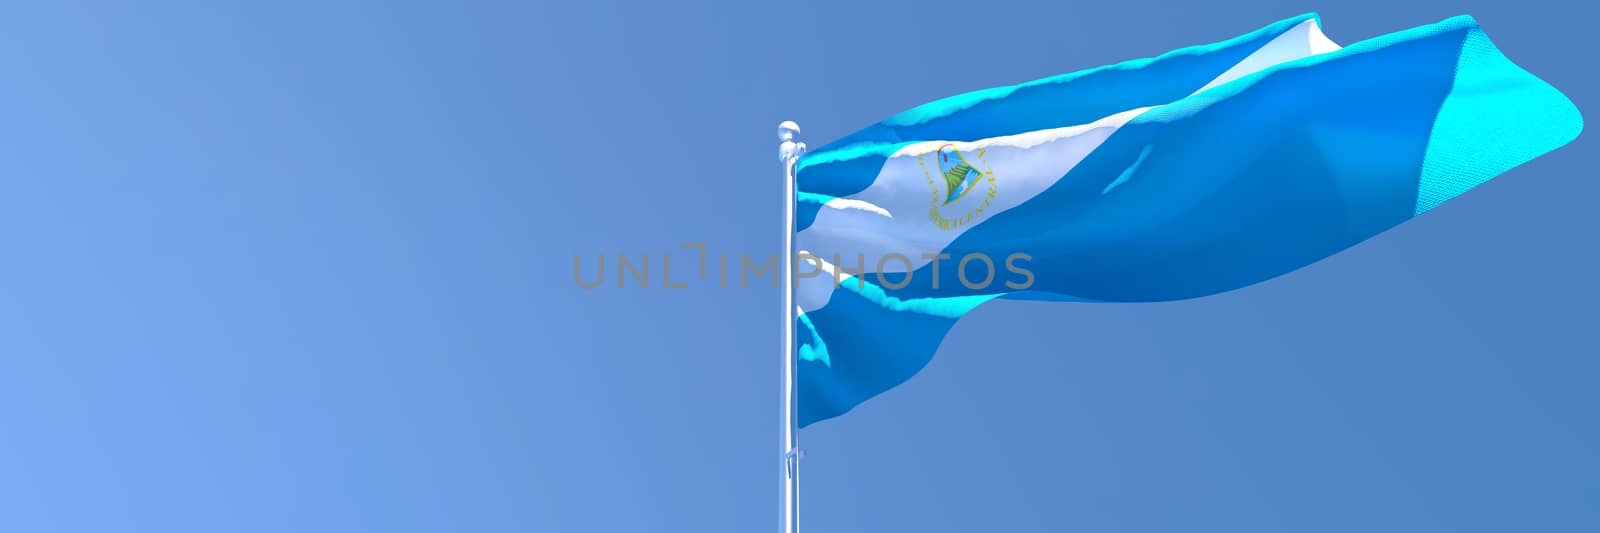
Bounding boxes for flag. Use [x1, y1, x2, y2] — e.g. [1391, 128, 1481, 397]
[793, 13, 1582, 427]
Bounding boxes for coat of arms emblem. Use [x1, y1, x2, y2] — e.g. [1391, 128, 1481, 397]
[919, 143, 996, 230]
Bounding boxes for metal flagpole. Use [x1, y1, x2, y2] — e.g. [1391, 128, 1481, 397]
[778, 121, 805, 533]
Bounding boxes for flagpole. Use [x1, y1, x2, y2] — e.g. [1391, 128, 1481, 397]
[778, 120, 805, 533]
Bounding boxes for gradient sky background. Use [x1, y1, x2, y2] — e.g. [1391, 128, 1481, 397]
[1, 1, 1594, 532]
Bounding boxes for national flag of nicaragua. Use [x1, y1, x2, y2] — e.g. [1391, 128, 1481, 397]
[793, 13, 1582, 427]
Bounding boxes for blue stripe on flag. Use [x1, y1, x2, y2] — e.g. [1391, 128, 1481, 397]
[797, 13, 1322, 201]
[795, 14, 1581, 427]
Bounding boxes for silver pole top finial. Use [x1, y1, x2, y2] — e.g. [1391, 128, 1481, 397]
[779, 121, 806, 165]
[778, 121, 800, 142]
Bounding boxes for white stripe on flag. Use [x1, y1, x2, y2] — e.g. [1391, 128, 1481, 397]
[796, 18, 1342, 314]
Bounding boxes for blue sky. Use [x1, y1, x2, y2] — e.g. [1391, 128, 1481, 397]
[0, 1, 1595, 531]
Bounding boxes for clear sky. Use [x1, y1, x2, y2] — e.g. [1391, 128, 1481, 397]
[0, 1, 1594, 532]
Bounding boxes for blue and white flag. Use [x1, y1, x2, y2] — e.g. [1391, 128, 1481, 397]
[794, 13, 1581, 427]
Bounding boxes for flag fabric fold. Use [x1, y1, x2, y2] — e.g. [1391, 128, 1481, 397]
[793, 13, 1582, 427]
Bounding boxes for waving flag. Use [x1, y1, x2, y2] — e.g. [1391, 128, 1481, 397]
[793, 13, 1582, 427]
